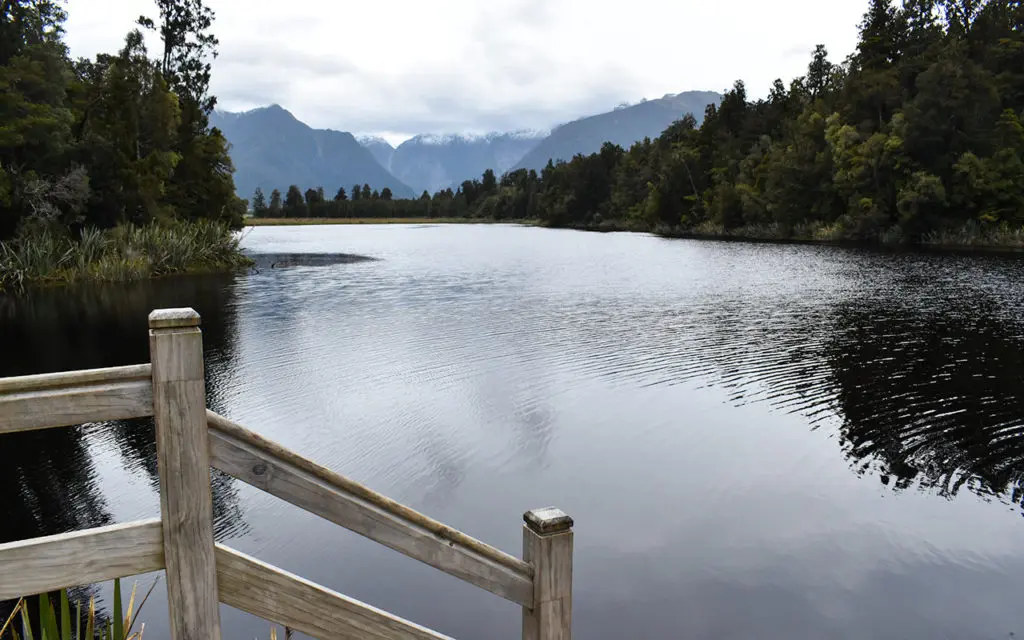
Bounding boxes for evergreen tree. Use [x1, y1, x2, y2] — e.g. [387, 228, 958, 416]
[252, 187, 267, 216]
[284, 184, 305, 217]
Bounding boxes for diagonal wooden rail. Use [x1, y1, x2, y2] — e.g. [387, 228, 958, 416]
[0, 307, 574, 640]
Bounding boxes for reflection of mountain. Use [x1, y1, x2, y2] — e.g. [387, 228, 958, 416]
[0, 275, 251, 547]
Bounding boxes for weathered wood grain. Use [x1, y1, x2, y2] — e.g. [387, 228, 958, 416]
[149, 308, 222, 640]
[522, 508, 573, 640]
[208, 422, 534, 606]
[0, 364, 151, 394]
[0, 374, 153, 434]
[206, 410, 532, 576]
[216, 544, 453, 640]
[0, 519, 164, 600]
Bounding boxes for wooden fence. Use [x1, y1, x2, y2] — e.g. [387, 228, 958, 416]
[0, 308, 573, 639]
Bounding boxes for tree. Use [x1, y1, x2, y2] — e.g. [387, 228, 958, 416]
[284, 184, 305, 217]
[304, 187, 319, 207]
[806, 45, 835, 99]
[481, 168, 497, 194]
[371, 188, 379, 200]
[269, 188, 282, 214]
[334, 186, 347, 201]
[351, 184, 361, 200]
[380, 187, 393, 201]
[361, 184, 371, 200]
[252, 187, 267, 216]
[137, 0, 219, 113]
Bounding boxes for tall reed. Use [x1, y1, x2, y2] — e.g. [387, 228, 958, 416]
[0, 221, 252, 293]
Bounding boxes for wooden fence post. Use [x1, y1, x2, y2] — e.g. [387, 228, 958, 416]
[149, 308, 222, 640]
[522, 507, 573, 640]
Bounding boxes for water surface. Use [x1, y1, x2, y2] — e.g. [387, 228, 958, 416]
[4, 224, 1024, 638]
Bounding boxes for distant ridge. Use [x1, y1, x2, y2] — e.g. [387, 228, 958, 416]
[211, 105, 415, 199]
[513, 90, 722, 171]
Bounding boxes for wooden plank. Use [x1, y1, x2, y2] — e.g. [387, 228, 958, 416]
[216, 544, 453, 640]
[208, 419, 534, 607]
[0, 379, 154, 434]
[149, 308, 222, 640]
[522, 508, 573, 640]
[0, 520, 164, 600]
[0, 364, 152, 394]
[206, 411, 531, 576]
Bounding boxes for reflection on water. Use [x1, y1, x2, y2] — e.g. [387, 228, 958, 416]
[4, 226, 1024, 638]
[0, 276, 250, 546]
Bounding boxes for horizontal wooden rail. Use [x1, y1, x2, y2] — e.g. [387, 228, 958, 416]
[206, 410, 535, 607]
[216, 545, 452, 640]
[0, 364, 154, 434]
[0, 519, 164, 600]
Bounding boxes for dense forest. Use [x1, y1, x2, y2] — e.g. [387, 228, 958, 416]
[0, 0, 248, 290]
[263, 0, 1024, 245]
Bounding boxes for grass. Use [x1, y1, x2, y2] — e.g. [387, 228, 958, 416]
[1, 579, 154, 640]
[247, 217, 537, 226]
[1, 578, 290, 639]
[922, 220, 1024, 248]
[0, 220, 253, 293]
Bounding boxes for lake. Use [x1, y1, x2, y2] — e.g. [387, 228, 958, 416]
[4, 224, 1024, 639]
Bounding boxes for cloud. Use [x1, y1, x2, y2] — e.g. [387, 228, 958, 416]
[64, 0, 868, 139]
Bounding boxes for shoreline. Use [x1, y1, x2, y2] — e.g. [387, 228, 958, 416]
[247, 217, 538, 226]
[248, 217, 1024, 253]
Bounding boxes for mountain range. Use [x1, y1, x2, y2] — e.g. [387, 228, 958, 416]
[214, 90, 721, 201]
[209, 106, 416, 200]
[513, 91, 723, 171]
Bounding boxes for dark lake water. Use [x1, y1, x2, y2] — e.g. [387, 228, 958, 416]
[4, 224, 1024, 639]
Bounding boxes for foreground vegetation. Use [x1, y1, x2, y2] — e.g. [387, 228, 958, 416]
[0, 221, 250, 293]
[1, 0, 247, 291]
[256, 0, 1024, 247]
[1, 579, 151, 640]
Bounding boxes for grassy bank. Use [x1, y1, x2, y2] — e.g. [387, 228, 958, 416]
[0, 220, 252, 293]
[247, 217, 537, 226]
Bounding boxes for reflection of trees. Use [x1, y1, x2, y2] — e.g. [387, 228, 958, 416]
[0, 274, 249, 555]
[824, 295, 1024, 508]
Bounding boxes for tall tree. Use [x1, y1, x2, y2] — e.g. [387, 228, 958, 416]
[137, 0, 219, 113]
[334, 186, 347, 201]
[284, 184, 305, 217]
[252, 187, 267, 215]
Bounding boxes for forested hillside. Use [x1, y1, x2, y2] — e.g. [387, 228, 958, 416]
[520, 0, 1024, 242]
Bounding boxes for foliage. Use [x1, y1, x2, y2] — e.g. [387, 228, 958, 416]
[0, 0, 245, 244]
[0, 219, 250, 292]
[1, 579, 154, 640]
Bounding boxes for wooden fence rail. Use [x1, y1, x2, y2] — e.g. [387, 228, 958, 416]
[0, 307, 574, 640]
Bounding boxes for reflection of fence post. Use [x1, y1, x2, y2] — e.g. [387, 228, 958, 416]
[149, 308, 222, 640]
[522, 507, 574, 640]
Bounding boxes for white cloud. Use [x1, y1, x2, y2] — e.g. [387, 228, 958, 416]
[64, 0, 867, 142]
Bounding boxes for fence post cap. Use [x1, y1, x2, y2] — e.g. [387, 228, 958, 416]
[149, 308, 201, 330]
[524, 507, 573, 534]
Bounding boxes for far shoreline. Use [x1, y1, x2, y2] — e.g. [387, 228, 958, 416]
[247, 217, 538, 226]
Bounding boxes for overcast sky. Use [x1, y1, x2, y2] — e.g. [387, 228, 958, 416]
[64, 0, 868, 145]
